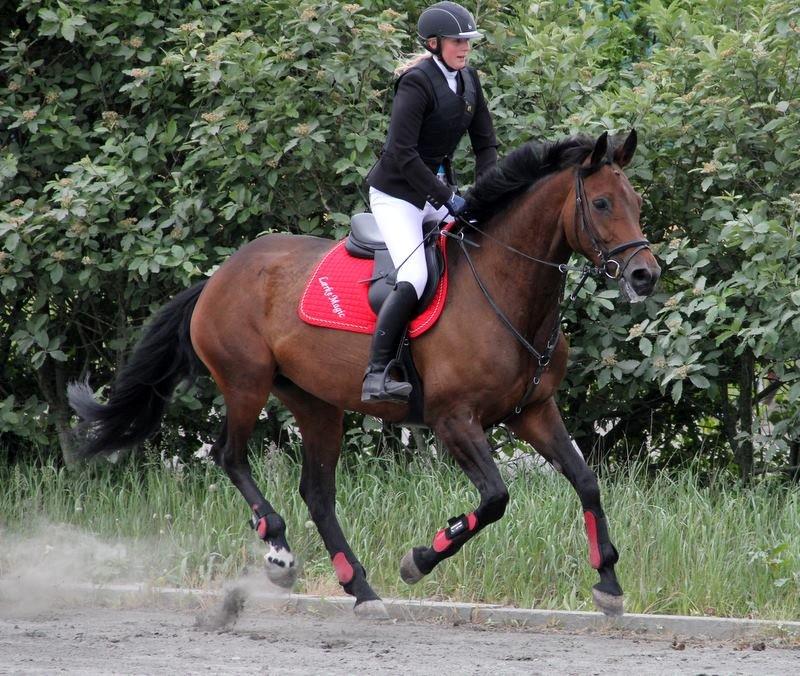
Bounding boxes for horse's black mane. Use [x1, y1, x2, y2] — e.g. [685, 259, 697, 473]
[464, 135, 596, 221]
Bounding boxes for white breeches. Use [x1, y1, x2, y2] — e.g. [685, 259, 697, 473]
[369, 187, 449, 299]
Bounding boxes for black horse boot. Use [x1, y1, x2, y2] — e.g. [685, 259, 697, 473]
[361, 281, 419, 403]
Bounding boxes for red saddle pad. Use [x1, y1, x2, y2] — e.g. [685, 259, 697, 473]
[298, 230, 450, 338]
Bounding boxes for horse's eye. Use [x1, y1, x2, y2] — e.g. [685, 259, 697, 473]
[593, 198, 610, 211]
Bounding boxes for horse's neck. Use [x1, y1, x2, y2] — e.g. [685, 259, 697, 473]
[468, 171, 572, 336]
[490, 170, 572, 267]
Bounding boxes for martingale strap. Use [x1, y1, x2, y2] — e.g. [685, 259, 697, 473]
[449, 228, 571, 420]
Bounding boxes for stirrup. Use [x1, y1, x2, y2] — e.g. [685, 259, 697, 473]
[361, 361, 412, 403]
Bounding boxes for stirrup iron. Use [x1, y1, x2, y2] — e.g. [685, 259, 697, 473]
[361, 359, 411, 403]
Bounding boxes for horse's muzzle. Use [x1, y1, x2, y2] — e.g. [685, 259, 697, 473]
[620, 261, 661, 302]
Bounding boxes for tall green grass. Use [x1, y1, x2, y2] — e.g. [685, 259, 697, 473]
[1, 452, 798, 620]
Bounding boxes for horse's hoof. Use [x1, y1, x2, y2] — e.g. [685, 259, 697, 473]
[592, 587, 624, 617]
[399, 548, 424, 584]
[264, 552, 298, 589]
[354, 599, 390, 620]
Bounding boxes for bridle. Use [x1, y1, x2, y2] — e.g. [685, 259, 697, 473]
[443, 163, 652, 420]
[573, 164, 651, 283]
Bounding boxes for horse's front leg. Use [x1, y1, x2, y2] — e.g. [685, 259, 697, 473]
[508, 397, 623, 616]
[400, 412, 509, 583]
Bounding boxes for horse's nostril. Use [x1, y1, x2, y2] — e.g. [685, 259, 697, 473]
[631, 267, 652, 283]
[629, 266, 660, 296]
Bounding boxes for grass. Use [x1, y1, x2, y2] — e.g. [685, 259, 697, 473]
[1, 450, 798, 620]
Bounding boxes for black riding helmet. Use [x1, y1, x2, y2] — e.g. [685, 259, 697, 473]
[417, 1, 482, 55]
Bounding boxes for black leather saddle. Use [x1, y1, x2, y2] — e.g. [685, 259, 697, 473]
[345, 213, 445, 314]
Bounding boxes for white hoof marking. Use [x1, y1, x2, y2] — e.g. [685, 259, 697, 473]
[264, 545, 295, 570]
[264, 546, 297, 588]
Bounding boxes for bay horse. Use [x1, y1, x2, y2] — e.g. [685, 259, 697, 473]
[69, 131, 660, 619]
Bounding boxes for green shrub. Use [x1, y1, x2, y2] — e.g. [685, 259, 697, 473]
[2, 1, 799, 481]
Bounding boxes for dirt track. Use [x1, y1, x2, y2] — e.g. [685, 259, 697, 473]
[2, 601, 798, 675]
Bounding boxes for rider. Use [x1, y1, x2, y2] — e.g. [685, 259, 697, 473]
[362, 1, 499, 403]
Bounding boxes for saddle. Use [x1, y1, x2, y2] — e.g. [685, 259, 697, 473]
[298, 215, 453, 426]
[345, 213, 446, 315]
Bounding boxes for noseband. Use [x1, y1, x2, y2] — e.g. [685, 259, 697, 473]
[574, 166, 651, 280]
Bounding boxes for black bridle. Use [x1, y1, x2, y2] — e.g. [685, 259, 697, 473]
[573, 166, 651, 283]
[444, 164, 652, 420]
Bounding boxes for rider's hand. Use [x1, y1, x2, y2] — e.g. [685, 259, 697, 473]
[445, 193, 467, 218]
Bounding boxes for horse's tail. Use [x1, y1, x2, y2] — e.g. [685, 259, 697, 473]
[68, 280, 208, 459]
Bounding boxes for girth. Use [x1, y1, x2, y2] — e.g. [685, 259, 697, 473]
[345, 213, 445, 315]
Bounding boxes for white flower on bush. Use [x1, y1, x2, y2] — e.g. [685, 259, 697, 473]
[161, 450, 185, 474]
[193, 442, 214, 464]
[628, 322, 645, 339]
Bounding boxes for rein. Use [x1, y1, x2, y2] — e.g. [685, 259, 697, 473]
[446, 166, 652, 420]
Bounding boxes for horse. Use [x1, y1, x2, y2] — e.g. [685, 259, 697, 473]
[68, 130, 661, 619]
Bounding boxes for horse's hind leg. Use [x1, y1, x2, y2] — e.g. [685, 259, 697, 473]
[508, 398, 623, 617]
[216, 386, 299, 586]
[195, 325, 298, 588]
[400, 412, 510, 585]
[214, 384, 298, 587]
[273, 379, 388, 619]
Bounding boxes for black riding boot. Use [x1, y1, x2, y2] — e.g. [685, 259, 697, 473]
[361, 281, 419, 403]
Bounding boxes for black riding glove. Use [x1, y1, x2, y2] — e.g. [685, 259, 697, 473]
[445, 193, 467, 218]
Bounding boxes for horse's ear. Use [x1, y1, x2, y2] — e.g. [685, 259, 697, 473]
[589, 131, 609, 168]
[613, 129, 638, 168]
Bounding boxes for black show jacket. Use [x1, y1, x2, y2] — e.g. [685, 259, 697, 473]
[367, 57, 499, 209]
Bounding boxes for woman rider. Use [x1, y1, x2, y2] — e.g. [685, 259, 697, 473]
[362, 1, 499, 403]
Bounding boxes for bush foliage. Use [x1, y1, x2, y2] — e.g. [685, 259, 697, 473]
[1, 1, 799, 480]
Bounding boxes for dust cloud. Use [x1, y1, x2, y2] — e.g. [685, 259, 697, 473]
[0, 523, 294, 630]
[193, 571, 294, 631]
[0, 523, 159, 617]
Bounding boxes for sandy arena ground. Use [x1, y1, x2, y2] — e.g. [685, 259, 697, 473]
[2, 600, 799, 675]
[1, 528, 797, 674]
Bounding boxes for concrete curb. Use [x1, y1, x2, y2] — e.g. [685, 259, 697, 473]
[72, 583, 800, 641]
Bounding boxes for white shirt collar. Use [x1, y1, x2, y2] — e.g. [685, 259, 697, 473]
[432, 56, 458, 93]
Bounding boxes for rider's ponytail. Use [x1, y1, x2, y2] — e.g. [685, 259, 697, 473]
[394, 51, 432, 77]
